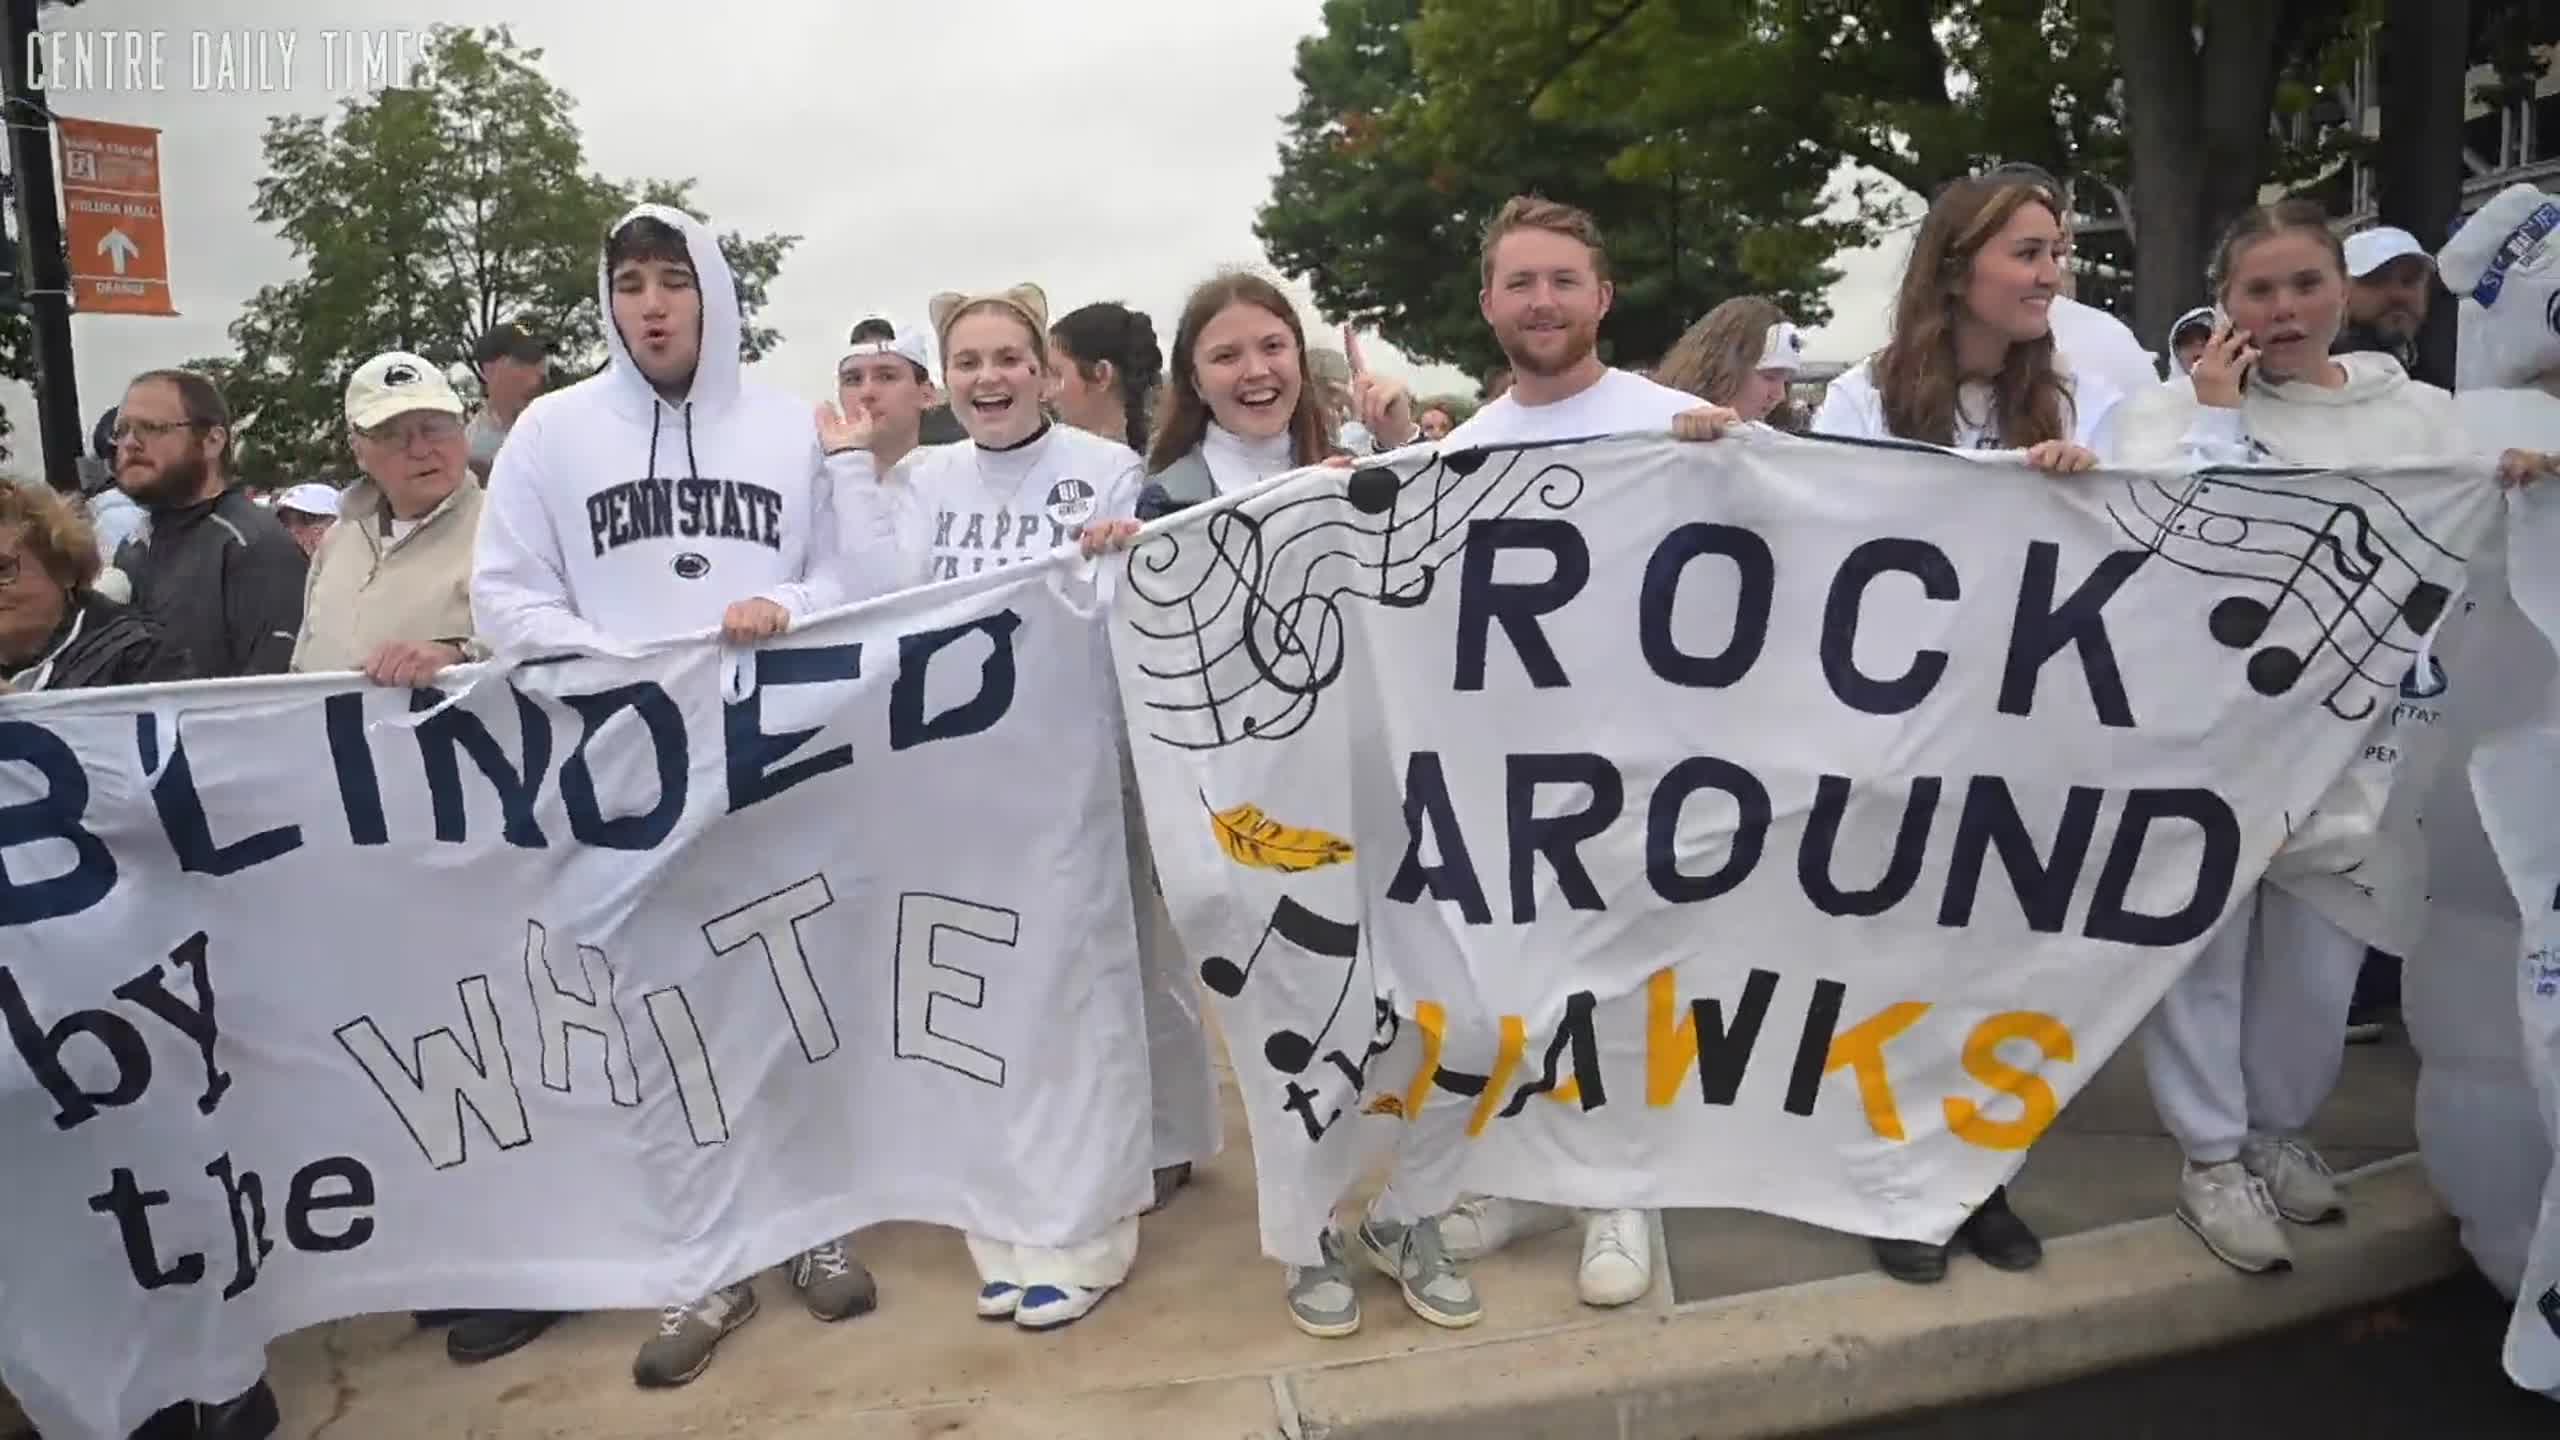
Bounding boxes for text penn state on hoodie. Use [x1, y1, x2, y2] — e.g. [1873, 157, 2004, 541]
[473, 204, 903, 653]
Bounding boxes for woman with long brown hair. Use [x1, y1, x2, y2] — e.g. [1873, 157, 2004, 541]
[1811, 174, 2115, 469]
[1800, 173, 2104, 1289]
[1655, 295, 1807, 429]
[1133, 271, 1414, 518]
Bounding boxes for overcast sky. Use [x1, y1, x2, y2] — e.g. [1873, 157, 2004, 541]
[14, 0, 1909, 478]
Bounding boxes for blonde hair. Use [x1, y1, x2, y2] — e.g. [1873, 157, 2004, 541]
[1480, 194, 1610, 285]
[0, 481, 101, 593]
[1656, 296, 1785, 404]
[1874, 177, 2071, 448]
[929, 286, 1051, 372]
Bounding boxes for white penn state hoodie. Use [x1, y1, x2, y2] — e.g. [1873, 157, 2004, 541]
[474, 205, 888, 653]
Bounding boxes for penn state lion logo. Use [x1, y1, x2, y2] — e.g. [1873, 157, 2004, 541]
[672, 551, 710, 580]
[383, 363, 420, 386]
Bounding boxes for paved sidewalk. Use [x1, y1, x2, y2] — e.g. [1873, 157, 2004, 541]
[185, 1035, 2452, 1439]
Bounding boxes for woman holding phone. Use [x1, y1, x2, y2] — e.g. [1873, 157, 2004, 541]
[2112, 199, 2555, 1276]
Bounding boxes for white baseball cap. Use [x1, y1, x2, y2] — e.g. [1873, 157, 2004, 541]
[1760, 322, 1806, 373]
[2344, 227, 2433, 279]
[345, 350, 466, 431]
[842, 311, 934, 376]
[273, 482, 340, 519]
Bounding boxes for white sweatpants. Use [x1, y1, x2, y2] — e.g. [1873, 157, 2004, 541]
[2141, 882, 2367, 1163]
[966, 1217, 1140, 1292]
[1124, 757, 1223, 1172]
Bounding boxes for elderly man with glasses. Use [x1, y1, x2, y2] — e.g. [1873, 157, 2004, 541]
[290, 352, 489, 687]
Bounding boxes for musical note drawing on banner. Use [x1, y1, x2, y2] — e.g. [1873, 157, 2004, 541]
[2108, 470, 2462, 721]
[1198, 894, 1361, 1074]
[1122, 445, 1588, 750]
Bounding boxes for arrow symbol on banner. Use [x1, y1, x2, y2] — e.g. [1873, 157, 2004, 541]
[99, 229, 139, 274]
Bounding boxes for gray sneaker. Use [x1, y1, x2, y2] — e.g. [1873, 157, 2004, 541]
[2241, 1135, 2345, 1224]
[1285, 1229, 1362, 1338]
[788, 1234, 878, 1322]
[2176, 1161, 2293, 1274]
[632, 1281, 757, 1388]
[1356, 1214, 1482, 1329]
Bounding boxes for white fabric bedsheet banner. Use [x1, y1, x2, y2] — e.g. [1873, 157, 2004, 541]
[1111, 432, 2500, 1265]
[2466, 472, 2560, 1396]
[0, 563, 1148, 1439]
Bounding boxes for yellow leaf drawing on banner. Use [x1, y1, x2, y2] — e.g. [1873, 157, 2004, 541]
[1363, 1093, 1406, 1118]
[1206, 798, 1355, 873]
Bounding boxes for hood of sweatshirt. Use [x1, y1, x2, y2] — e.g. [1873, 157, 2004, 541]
[2252, 349, 2417, 407]
[597, 203, 743, 423]
[2114, 349, 2463, 467]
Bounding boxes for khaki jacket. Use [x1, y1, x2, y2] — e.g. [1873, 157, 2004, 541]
[290, 478, 486, 673]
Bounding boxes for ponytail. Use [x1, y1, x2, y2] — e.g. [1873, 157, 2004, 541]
[1052, 302, 1164, 454]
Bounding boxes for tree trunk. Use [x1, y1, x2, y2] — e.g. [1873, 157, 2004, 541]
[2377, 0, 2471, 388]
[2114, 0, 2286, 357]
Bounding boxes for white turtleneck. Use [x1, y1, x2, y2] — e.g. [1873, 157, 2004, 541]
[1199, 422, 1297, 496]
[843, 422, 1144, 589]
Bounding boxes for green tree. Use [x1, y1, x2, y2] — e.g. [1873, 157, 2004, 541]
[1282, 0, 2414, 369]
[1255, 0, 1866, 383]
[187, 26, 797, 488]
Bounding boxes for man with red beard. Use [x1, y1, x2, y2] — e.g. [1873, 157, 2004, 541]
[109, 370, 307, 679]
[1440, 196, 1717, 451]
[1418, 196, 1736, 1316]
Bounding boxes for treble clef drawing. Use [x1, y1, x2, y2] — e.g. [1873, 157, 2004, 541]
[2107, 469, 2462, 721]
[1121, 444, 1590, 751]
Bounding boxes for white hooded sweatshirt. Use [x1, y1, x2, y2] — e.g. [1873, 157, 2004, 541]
[2110, 351, 2481, 953]
[474, 204, 888, 654]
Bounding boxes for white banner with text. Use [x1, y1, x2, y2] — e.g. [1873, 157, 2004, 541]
[1112, 432, 2501, 1265]
[0, 564, 1149, 1439]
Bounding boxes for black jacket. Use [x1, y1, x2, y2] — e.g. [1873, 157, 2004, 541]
[114, 486, 307, 678]
[5, 590, 195, 691]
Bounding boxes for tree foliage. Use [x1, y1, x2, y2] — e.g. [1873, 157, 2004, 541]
[185, 26, 797, 487]
[1255, 0, 1866, 382]
[1260, 0, 2551, 376]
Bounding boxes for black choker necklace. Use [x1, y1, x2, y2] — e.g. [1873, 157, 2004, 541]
[977, 420, 1050, 454]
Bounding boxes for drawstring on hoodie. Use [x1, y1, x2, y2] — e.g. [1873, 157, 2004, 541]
[641, 401, 703, 482]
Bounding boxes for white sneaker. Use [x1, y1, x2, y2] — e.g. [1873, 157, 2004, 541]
[1577, 1208, 1652, 1307]
[2176, 1161, 2293, 1273]
[1014, 1282, 1110, 1330]
[2241, 1135, 2345, 1224]
[1441, 1196, 1573, 1260]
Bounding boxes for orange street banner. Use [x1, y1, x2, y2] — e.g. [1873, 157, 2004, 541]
[56, 115, 175, 316]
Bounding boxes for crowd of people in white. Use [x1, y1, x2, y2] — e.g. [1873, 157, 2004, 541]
[8, 163, 2560, 1437]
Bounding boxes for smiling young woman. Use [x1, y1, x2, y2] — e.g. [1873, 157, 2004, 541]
[1812, 175, 2118, 474]
[1135, 273, 1334, 518]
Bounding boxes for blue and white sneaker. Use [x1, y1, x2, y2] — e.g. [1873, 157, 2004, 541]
[1015, 1281, 1110, 1330]
[975, 1281, 1022, 1319]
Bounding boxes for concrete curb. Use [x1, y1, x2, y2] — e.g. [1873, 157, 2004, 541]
[1277, 1157, 2462, 1440]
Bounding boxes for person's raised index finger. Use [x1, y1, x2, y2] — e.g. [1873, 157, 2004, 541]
[1343, 325, 1368, 377]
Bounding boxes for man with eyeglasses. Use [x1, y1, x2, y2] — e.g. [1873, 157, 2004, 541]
[110, 369, 307, 679]
[291, 352, 489, 688]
